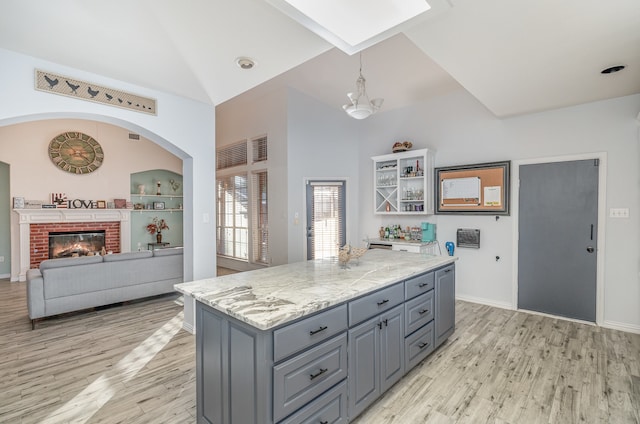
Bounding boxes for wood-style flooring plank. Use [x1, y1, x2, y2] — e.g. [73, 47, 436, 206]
[0, 279, 638, 424]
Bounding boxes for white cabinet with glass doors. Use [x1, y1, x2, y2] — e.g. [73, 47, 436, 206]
[372, 148, 434, 215]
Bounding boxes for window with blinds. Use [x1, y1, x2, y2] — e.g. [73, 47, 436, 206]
[251, 171, 268, 264]
[216, 136, 269, 264]
[217, 142, 247, 170]
[307, 181, 346, 260]
[252, 136, 267, 163]
[216, 174, 248, 260]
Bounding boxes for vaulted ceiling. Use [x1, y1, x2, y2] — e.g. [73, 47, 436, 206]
[2, 0, 639, 117]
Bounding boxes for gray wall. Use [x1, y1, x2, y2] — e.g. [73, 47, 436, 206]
[0, 161, 9, 276]
[287, 88, 360, 263]
[358, 89, 640, 331]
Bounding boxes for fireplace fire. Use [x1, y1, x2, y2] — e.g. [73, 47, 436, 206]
[49, 230, 106, 259]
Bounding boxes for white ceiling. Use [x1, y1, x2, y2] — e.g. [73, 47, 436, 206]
[1, 0, 639, 118]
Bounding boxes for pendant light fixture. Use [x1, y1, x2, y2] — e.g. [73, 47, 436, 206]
[342, 53, 383, 120]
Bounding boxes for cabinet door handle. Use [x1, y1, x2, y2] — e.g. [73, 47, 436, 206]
[418, 342, 430, 349]
[309, 326, 328, 336]
[377, 322, 383, 330]
[309, 368, 328, 380]
[377, 299, 389, 306]
[419, 309, 429, 315]
[383, 319, 388, 327]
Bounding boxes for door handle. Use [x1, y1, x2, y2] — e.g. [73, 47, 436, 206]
[586, 246, 595, 253]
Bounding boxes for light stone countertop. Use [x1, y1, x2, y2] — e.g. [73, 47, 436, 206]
[175, 249, 457, 331]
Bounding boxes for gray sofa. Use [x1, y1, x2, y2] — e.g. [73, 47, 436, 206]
[26, 247, 183, 328]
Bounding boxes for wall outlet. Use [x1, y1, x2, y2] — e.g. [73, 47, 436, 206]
[609, 208, 630, 218]
[0, 256, 4, 262]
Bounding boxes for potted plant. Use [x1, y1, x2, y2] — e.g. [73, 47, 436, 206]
[146, 216, 169, 243]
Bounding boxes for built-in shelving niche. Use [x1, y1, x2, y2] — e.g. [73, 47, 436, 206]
[130, 169, 183, 251]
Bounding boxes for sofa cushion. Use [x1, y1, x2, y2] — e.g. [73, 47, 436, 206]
[103, 250, 153, 262]
[39, 255, 103, 270]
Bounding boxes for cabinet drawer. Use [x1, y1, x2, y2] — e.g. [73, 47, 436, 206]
[404, 291, 434, 336]
[349, 283, 403, 326]
[278, 381, 347, 424]
[404, 271, 434, 300]
[404, 321, 434, 371]
[274, 305, 348, 362]
[273, 333, 348, 422]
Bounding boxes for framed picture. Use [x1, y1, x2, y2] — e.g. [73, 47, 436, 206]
[96, 200, 106, 209]
[435, 161, 511, 215]
[107, 201, 115, 209]
[153, 201, 165, 210]
[114, 198, 126, 209]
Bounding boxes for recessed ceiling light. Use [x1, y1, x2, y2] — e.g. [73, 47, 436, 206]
[601, 65, 625, 74]
[236, 57, 256, 70]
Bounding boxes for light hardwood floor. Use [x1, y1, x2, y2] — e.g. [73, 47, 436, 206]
[0, 278, 638, 423]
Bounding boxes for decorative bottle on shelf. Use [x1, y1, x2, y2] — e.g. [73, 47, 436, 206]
[156, 232, 162, 243]
[156, 181, 161, 195]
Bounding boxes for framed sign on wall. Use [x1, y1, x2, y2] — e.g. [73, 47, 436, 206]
[435, 161, 510, 215]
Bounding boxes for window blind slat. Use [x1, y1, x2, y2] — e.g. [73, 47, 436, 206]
[217, 142, 247, 170]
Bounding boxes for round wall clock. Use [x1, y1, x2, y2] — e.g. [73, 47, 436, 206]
[48, 131, 104, 174]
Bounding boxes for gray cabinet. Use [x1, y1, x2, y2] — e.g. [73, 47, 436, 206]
[197, 303, 273, 424]
[348, 304, 404, 419]
[435, 264, 455, 348]
[195, 263, 455, 424]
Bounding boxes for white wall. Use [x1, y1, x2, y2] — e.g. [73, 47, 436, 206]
[287, 88, 360, 263]
[359, 89, 640, 332]
[0, 48, 217, 281]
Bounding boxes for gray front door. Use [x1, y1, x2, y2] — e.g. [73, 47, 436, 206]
[518, 159, 599, 322]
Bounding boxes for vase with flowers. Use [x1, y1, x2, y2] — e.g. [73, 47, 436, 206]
[146, 216, 169, 243]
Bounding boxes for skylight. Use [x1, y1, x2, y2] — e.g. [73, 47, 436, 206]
[267, 0, 431, 54]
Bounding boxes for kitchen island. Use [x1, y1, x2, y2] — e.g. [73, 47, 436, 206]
[175, 249, 457, 424]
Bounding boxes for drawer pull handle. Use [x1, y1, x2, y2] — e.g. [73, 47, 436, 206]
[419, 309, 429, 315]
[418, 283, 429, 288]
[418, 342, 430, 349]
[309, 326, 328, 336]
[377, 299, 389, 306]
[320, 422, 329, 424]
[444, 269, 452, 273]
[310, 368, 328, 380]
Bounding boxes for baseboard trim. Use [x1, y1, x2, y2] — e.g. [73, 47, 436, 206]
[182, 321, 195, 334]
[0, 273, 10, 279]
[602, 320, 640, 335]
[455, 295, 513, 311]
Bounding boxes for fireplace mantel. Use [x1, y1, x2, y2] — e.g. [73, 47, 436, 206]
[14, 209, 131, 281]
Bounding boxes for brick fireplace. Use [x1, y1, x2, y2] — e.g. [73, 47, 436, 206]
[30, 222, 121, 268]
[13, 209, 131, 281]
